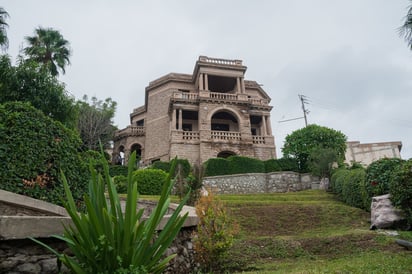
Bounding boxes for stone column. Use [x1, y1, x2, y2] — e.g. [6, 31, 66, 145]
[237, 77, 241, 93]
[205, 74, 209, 91]
[266, 115, 272, 135]
[172, 109, 177, 130]
[262, 116, 267, 136]
[199, 74, 204, 90]
[178, 109, 183, 130]
[240, 76, 245, 93]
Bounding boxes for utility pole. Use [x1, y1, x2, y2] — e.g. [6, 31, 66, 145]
[278, 94, 310, 127]
[298, 94, 309, 127]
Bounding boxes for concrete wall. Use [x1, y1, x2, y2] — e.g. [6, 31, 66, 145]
[345, 141, 402, 166]
[203, 172, 319, 194]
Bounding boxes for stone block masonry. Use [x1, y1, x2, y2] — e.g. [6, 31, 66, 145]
[202, 172, 319, 194]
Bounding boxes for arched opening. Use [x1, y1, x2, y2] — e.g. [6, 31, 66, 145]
[130, 143, 142, 159]
[217, 151, 236, 158]
[116, 145, 125, 165]
[211, 111, 239, 131]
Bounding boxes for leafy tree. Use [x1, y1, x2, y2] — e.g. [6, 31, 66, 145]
[282, 124, 347, 172]
[400, 1, 412, 50]
[76, 95, 117, 150]
[0, 7, 9, 51]
[307, 147, 339, 178]
[0, 55, 77, 128]
[23, 27, 71, 76]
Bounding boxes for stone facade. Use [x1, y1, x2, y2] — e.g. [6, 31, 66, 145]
[345, 141, 402, 166]
[113, 56, 276, 166]
[202, 172, 319, 194]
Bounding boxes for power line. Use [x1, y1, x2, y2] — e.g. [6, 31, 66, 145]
[278, 94, 310, 127]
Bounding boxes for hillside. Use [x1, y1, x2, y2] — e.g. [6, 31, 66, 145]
[219, 190, 411, 273]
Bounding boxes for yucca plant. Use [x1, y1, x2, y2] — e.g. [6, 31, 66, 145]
[31, 152, 189, 273]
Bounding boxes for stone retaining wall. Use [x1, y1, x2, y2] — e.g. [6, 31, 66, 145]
[203, 172, 319, 194]
[0, 226, 197, 274]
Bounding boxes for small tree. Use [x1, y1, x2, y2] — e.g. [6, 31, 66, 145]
[282, 124, 347, 172]
[307, 148, 338, 178]
[76, 95, 117, 151]
[194, 190, 238, 272]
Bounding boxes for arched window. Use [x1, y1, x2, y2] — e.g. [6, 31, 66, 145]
[211, 111, 239, 131]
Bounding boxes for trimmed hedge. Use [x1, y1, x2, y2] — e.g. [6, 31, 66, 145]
[227, 156, 265, 174]
[151, 159, 191, 178]
[133, 169, 168, 195]
[113, 175, 128, 194]
[204, 156, 301, 177]
[390, 159, 412, 226]
[0, 102, 89, 206]
[203, 158, 231, 177]
[109, 165, 129, 177]
[331, 167, 365, 209]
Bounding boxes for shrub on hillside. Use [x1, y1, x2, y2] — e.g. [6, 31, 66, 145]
[363, 158, 404, 209]
[203, 158, 231, 177]
[227, 156, 265, 174]
[0, 102, 88, 206]
[330, 168, 349, 197]
[133, 169, 168, 195]
[389, 159, 412, 226]
[341, 168, 366, 209]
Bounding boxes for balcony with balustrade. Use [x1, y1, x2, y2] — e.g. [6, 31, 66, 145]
[113, 126, 145, 141]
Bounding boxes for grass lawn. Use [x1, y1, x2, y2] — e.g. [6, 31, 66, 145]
[217, 190, 412, 273]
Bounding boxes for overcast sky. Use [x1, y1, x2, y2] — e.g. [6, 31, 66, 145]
[3, 1, 412, 159]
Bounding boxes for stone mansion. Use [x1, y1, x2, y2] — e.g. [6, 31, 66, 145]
[113, 56, 277, 166]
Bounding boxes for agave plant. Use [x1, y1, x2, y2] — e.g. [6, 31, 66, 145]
[31, 152, 188, 273]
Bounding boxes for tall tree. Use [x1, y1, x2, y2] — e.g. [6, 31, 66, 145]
[400, 2, 412, 50]
[76, 95, 117, 151]
[23, 27, 71, 76]
[282, 124, 347, 172]
[0, 7, 9, 51]
[0, 55, 77, 128]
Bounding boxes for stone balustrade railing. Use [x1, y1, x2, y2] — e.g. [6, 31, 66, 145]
[252, 136, 266, 144]
[172, 90, 268, 106]
[182, 131, 200, 140]
[114, 126, 145, 140]
[198, 56, 242, 66]
[211, 130, 241, 141]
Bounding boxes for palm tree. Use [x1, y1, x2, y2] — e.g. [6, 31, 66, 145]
[400, 2, 412, 50]
[0, 7, 9, 51]
[24, 27, 71, 76]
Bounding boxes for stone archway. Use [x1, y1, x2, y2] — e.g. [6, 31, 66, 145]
[217, 150, 236, 158]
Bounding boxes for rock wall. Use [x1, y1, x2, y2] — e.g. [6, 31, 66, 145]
[0, 226, 197, 274]
[203, 172, 319, 194]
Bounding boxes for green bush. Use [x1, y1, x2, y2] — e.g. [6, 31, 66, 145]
[390, 159, 412, 226]
[31, 152, 189, 273]
[363, 158, 404, 209]
[113, 175, 128, 193]
[330, 168, 349, 197]
[109, 165, 129, 177]
[341, 168, 366, 209]
[203, 158, 231, 177]
[133, 169, 168, 195]
[0, 102, 88, 207]
[264, 159, 282, 173]
[228, 156, 265, 174]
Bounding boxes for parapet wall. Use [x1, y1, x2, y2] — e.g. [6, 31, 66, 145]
[203, 172, 319, 194]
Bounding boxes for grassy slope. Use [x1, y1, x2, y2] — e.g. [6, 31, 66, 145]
[219, 190, 412, 274]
